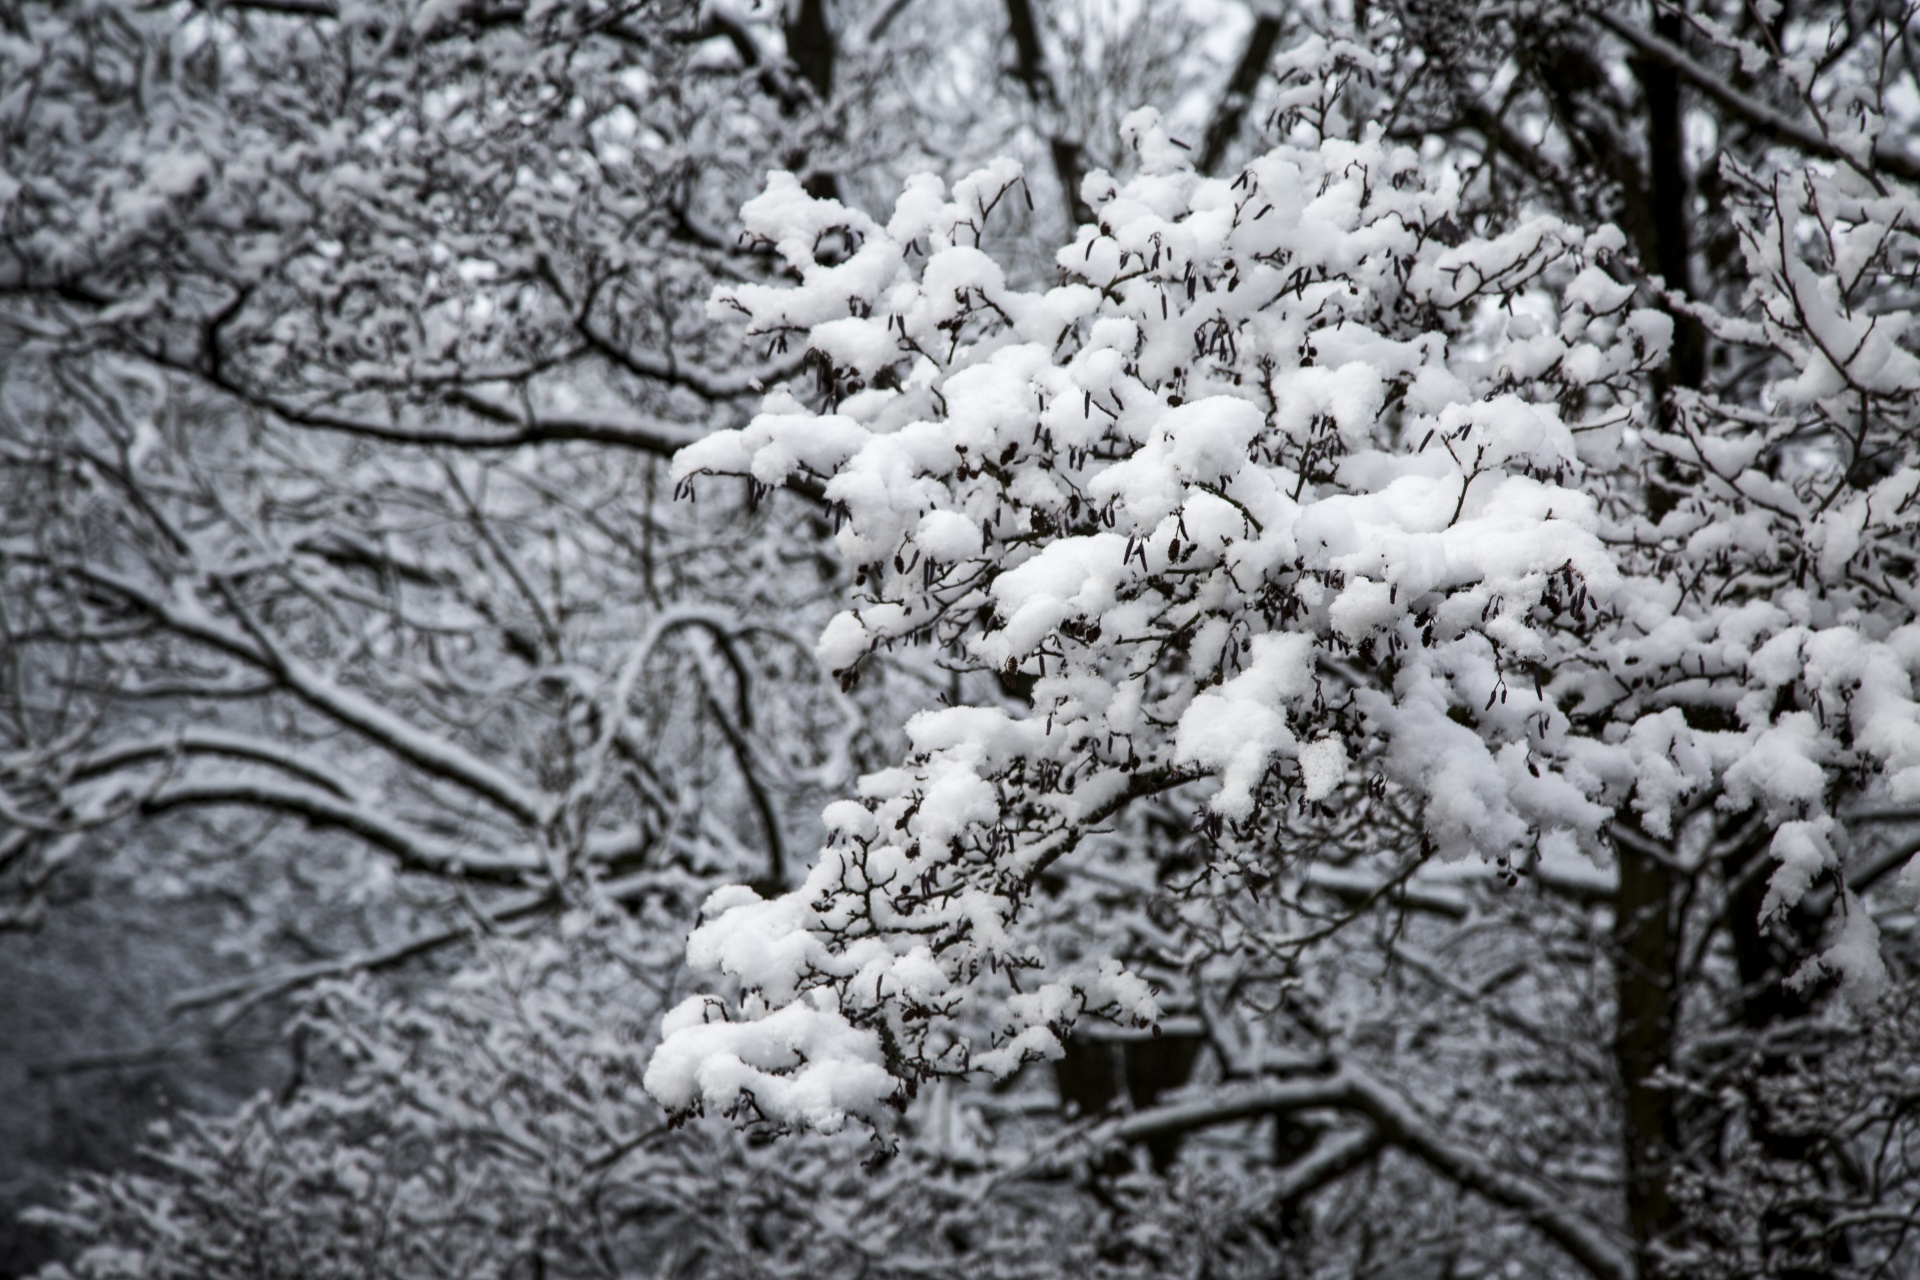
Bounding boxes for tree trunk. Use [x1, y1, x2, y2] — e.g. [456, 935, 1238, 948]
[1613, 821, 1686, 1278]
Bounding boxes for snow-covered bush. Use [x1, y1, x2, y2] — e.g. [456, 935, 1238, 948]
[28, 900, 931, 1280]
[30, 895, 1361, 1280]
[655, 66, 1920, 1136]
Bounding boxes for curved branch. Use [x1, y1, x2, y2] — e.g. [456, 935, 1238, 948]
[201, 366, 707, 457]
[167, 867, 678, 1023]
[72, 728, 353, 797]
[142, 777, 536, 883]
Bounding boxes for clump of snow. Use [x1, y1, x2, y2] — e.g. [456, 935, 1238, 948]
[644, 992, 896, 1130]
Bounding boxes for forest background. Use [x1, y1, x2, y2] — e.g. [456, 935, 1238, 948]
[5, 0, 1920, 1277]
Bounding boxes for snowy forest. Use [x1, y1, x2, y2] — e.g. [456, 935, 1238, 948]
[7, 0, 1920, 1276]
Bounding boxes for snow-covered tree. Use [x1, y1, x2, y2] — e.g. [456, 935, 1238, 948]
[655, 27, 1920, 1280]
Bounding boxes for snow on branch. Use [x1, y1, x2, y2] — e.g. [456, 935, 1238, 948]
[655, 59, 1920, 1137]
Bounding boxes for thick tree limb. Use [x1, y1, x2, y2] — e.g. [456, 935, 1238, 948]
[155, 361, 709, 457]
[1339, 1065, 1635, 1280]
[169, 889, 559, 1022]
[72, 729, 357, 799]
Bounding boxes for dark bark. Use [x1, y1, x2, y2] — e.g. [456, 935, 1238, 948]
[1199, 13, 1282, 175]
[1612, 820, 1687, 1278]
[1609, 21, 1705, 1272]
[1002, 0, 1090, 227]
[1718, 819, 1857, 1280]
[1637, 10, 1706, 396]
[1055, 1031, 1204, 1171]
[784, 0, 842, 201]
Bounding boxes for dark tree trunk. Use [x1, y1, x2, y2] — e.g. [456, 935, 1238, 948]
[784, 0, 841, 200]
[1199, 13, 1282, 175]
[1720, 819, 1856, 1280]
[1002, 0, 1089, 228]
[1613, 821, 1686, 1278]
